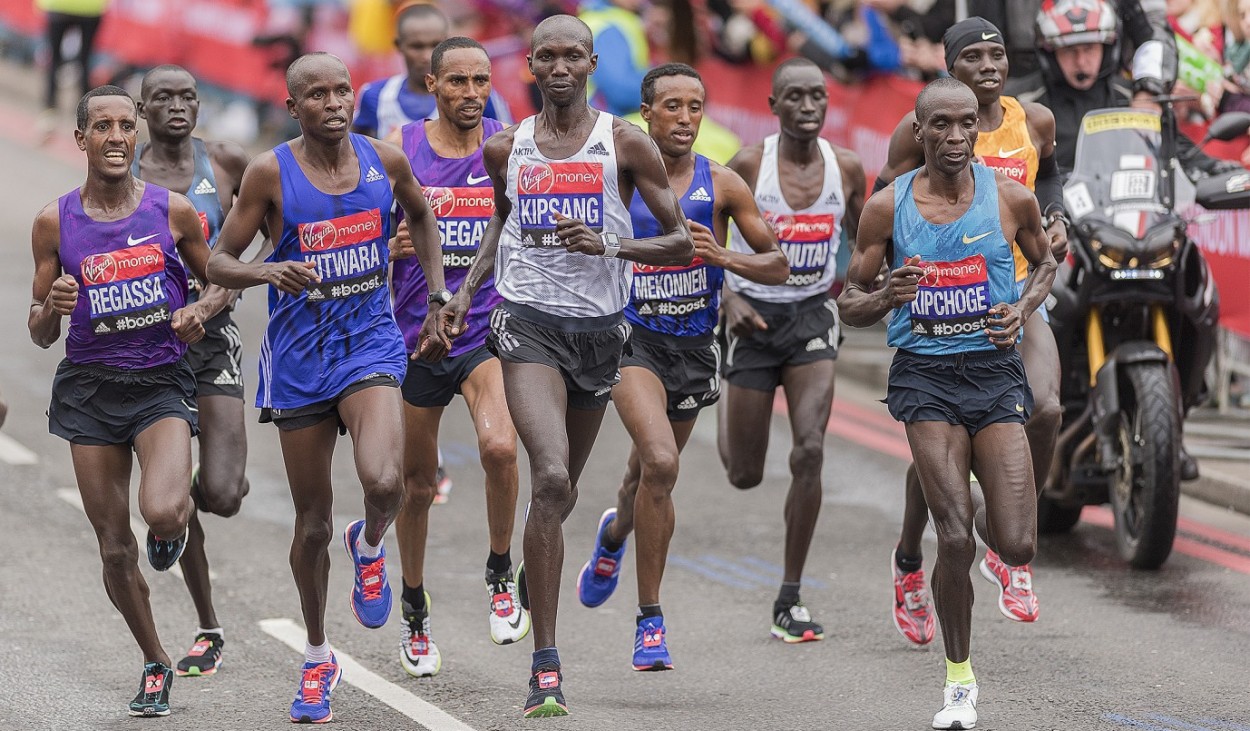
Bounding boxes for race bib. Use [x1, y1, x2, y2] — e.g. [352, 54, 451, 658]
[424, 186, 494, 269]
[767, 212, 835, 287]
[81, 244, 171, 335]
[631, 258, 713, 318]
[910, 254, 991, 337]
[517, 162, 603, 248]
[298, 208, 385, 302]
[980, 156, 1028, 186]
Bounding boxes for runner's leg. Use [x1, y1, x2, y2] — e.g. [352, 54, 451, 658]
[337, 386, 406, 548]
[460, 358, 520, 556]
[1019, 314, 1061, 496]
[396, 403, 444, 594]
[277, 420, 339, 646]
[778, 360, 835, 584]
[717, 383, 775, 489]
[972, 423, 1037, 568]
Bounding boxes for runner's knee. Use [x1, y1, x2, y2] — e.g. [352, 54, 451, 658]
[361, 464, 404, 509]
[638, 446, 680, 491]
[531, 461, 571, 509]
[478, 432, 518, 475]
[141, 499, 190, 541]
[727, 463, 764, 490]
[996, 532, 1036, 567]
[196, 475, 248, 518]
[403, 468, 438, 509]
[293, 513, 334, 550]
[97, 532, 137, 573]
[788, 438, 825, 479]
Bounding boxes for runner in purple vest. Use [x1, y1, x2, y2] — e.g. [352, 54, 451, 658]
[29, 85, 214, 718]
[382, 36, 529, 678]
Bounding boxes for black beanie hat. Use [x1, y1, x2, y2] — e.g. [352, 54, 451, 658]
[943, 17, 1006, 71]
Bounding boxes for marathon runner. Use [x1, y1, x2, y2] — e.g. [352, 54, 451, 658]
[30, 85, 212, 717]
[838, 77, 1057, 729]
[439, 14, 692, 718]
[134, 64, 258, 677]
[382, 36, 530, 677]
[873, 18, 1069, 639]
[574, 62, 788, 671]
[717, 56, 865, 643]
[206, 53, 447, 724]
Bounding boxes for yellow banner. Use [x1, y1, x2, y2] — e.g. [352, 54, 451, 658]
[1082, 112, 1162, 135]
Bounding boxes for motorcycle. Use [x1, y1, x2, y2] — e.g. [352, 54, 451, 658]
[1040, 104, 1250, 569]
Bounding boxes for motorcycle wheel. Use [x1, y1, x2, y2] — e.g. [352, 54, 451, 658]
[1109, 363, 1181, 569]
[1037, 495, 1083, 534]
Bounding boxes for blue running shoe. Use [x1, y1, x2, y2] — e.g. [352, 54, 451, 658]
[343, 519, 392, 628]
[523, 665, 569, 718]
[632, 615, 673, 672]
[289, 654, 341, 724]
[577, 508, 625, 608]
[147, 528, 188, 572]
[128, 661, 173, 716]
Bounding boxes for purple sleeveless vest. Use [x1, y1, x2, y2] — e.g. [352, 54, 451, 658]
[59, 183, 188, 369]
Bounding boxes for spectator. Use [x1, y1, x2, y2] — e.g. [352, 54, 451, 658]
[38, 0, 109, 136]
[1169, 0, 1227, 118]
[579, 0, 650, 115]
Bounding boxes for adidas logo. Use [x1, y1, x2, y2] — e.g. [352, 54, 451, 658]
[94, 322, 111, 335]
[804, 337, 826, 352]
[365, 166, 385, 183]
[688, 186, 711, 202]
[676, 395, 699, 410]
[307, 289, 325, 301]
[193, 178, 217, 195]
[587, 141, 610, 156]
[823, 190, 840, 205]
[213, 370, 241, 386]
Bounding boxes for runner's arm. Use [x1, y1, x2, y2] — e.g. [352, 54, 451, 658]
[836, 146, 867, 242]
[1025, 103, 1069, 259]
[208, 140, 268, 308]
[703, 164, 788, 285]
[29, 204, 71, 349]
[614, 122, 693, 266]
[872, 112, 924, 194]
[837, 185, 919, 327]
[1002, 178, 1056, 323]
[379, 141, 444, 293]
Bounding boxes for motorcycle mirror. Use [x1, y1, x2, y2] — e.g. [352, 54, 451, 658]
[1204, 112, 1250, 143]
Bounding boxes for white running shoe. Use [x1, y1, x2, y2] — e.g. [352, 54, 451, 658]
[400, 593, 442, 678]
[932, 682, 978, 729]
[486, 571, 531, 645]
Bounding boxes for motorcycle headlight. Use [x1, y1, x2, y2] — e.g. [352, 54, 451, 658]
[1088, 225, 1137, 269]
[1141, 222, 1182, 269]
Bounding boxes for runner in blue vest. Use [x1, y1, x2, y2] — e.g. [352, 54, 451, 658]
[838, 77, 1057, 730]
[134, 64, 261, 679]
[206, 53, 447, 725]
[573, 62, 788, 672]
[29, 85, 214, 717]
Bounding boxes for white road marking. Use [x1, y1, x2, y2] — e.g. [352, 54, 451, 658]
[258, 617, 478, 731]
[56, 488, 186, 580]
[0, 433, 39, 465]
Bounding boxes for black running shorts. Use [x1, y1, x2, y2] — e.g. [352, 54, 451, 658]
[621, 328, 720, 421]
[260, 374, 399, 433]
[402, 344, 494, 408]
[185, 310, 244, 400]
[487, 301, 630, 411]
[48, 358, 199, 446]
[722, 293, 840, 392]
[885, 348, 1033, 435]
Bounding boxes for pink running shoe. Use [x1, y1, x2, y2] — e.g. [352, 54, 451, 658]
[979, 548, 1039, 622]
[890, 549, 936, 645]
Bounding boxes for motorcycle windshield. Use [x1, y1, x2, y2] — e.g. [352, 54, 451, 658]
[1063, 109, 1173, 236]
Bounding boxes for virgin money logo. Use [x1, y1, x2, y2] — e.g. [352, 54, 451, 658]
[82, 253, 117, 284]
[81, 245, 165, 285]
[298, 209, 382, 252]
[518, 163, 554, 195]
[767, 212, 834, 242]
[425, 186, 456, 217]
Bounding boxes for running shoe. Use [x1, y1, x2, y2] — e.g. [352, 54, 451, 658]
[632, 615, 673, 671]
[576, 508, 625, 608]
[433, 465, 453, 505]
[891, 549, 936, 645]
[979, 548, 1039, 622]
[932, 681, 978, 729]
[400, 592, 441, 677]
[146, 527, 188, 572]
[176, 632, 224, 677]
[516, 560, 530, 611]
[343, 519, 392, 628]
[770, 602, 825, 643]
[128, 661, 173, 717]
[289, 654, 342, 724]
[487, 569, 531, 645]
[523, 665, 569, 718]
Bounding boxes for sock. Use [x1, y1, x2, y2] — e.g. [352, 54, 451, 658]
[532, 647, 560, 672]
[437, 447, 445, 469]
[600, 518, 624, 553]
[776, 581, 802, 607]
[637, 604, 662, 624]
[895, 548, 923, 573]
[403, 583, 426, 613]
[357, 529, 382, 559]
[305, 640, 332, 664]
[945, 657, 976, 685]
[196, 627, 223, 640]
[486, 549, 511, 576]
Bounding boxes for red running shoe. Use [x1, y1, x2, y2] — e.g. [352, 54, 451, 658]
[891, 549, 936, 645]
[980, 548, 1039, 622]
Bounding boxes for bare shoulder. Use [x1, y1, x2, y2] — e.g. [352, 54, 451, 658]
[727, 143, 765, 185]
[611, 115, 656, 158]
[994, 171, 1040, 215]
[367, 135, 407, 165]
[168, 190, 201, 223]
[708, 159, 751, 195]
[32, 200, 61, 241]
[482, 125, 518, 170]
[832, 144, 864, 176]
[206, 139, 250, 174]
[862, 182, 896, 222]
[1021, 101, 1056, 135]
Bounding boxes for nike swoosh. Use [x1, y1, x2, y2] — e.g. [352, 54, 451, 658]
[466, 173, 490, 185]
[996, 146, 1027, 158]
[508, 612, 524, 629]
[1015, 403, 1025, 412]
[982, 32, 998, 40]
[963, 232, 992, 244]
[127, 233, 159, 247]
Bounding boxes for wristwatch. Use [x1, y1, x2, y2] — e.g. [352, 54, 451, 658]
[1045, 210, 1071, 230]
[427, 289, 453, 307]
[601, 231, 621, 258]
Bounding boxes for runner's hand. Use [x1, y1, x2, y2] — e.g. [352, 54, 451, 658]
[48, 274, 78, 316]
[552, 211, 605, 255]
[441, 289, 472, 341]
[724, 292, 767, 338]
[986, 302, 1023, 349]
[265, 261, 320, 295]
[389, 219, 416, 261]
[1046, 219, 1069, 260]
[171, 307, 205, 344]
[885, 255, 924, 308]
[416, 308, 452, 362]
[690, 221, 724, 267]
